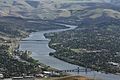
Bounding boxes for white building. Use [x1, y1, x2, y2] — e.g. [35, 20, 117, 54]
[0, 74, 4, 79]
[12, 76, 35, 80]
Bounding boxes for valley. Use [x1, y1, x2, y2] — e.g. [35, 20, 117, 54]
[0, 0, 120, 80]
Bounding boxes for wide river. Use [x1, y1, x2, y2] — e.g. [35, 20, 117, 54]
[19, 24, 120, 80]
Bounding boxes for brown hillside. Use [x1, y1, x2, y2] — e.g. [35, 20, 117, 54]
[55, 76, 93, 80]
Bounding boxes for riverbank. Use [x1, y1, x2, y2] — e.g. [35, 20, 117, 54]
[19, 23, 120, 80]
[0, 17, 98, 79]
[45, 23, 120, 75]
[0, 18, 70, 78]
[3, 76, 94, 80]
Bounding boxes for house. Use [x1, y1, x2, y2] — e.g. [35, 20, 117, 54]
[12, 77, 23, 80]
[35, 74, 44, 78]
[108, 62, 120, 67]
[0, 74, 3, 79]
[23, 76, 35, 80]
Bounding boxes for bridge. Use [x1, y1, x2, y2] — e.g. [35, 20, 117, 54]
[21, 40, 49, 42]
[55, 67, 92, 74]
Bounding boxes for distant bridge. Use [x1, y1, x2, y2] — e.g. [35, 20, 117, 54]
[55, 67, 92, 74]
[21, 40, 49, 42]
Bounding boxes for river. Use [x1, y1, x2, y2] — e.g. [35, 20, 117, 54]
[19, 24, 120, 80]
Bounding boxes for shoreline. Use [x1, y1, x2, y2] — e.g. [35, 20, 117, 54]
[44, 26, 120, 76]
[15, 27, 72, 76]
[18, 24, 120, 80]
[17, 32, 94, 80]
[0, 23, 70, 78]
[12, 23, 120, 78]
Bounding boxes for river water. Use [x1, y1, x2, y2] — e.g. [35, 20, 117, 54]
[19, 24, 120, 80]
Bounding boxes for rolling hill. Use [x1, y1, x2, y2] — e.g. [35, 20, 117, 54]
[0, 0, 120, 20]
[54, 2, 120, 26]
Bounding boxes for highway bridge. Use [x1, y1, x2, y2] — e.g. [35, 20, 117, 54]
[21, 40, 49, 42]
[55, 67, 92, 74]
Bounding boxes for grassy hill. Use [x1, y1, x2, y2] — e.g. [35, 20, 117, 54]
[55, 3, 120, 25]
[0, 0, 117, 19]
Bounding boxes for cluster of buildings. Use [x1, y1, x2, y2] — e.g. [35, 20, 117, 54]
[0, 70, 61, 80]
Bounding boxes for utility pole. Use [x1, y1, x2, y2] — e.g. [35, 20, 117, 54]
[77, 67, 80, 74]
[69, 10, 74, 15]
[85, 66, 88, 74]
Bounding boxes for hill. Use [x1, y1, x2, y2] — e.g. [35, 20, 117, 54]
[55, 3, 120, 25]
[1, 0, 119, 19]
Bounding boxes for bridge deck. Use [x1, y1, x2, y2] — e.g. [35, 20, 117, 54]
[21, 40, 48, 41]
